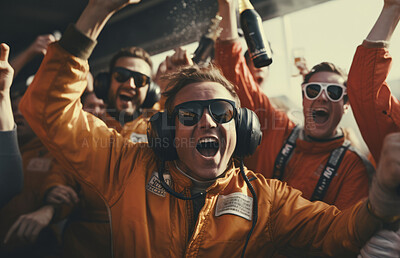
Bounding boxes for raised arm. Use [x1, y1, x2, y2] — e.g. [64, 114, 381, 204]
[347, 0, 400, 162]
[19, 0, 145, 204]
[0, 43, 23, 208]
[366, 0, 400, 42]
[214, 1, 293, 175]
[218, 0, 238, 41]
[0, 44, 15, 131]
[215, 0, 292, 135]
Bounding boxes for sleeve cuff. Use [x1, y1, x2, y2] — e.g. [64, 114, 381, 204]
[0, 125, 20, 155]
[59, 24, 97, 60]
[362, 39, 390, 49]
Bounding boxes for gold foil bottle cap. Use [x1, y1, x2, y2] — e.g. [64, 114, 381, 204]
[238, 0, 254, 13]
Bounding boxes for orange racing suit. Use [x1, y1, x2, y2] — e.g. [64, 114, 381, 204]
[19, 26, 384, 257]
[215, 40, 371, 210]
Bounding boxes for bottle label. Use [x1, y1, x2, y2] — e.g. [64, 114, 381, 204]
[241, 9, 273, 67]
[252, 48, 267, 57]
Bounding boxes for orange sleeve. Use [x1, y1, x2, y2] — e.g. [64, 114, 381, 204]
[40, 163, 78, 200]
[215, 40, 293, 133]
[19, 43, 148, 205]
[348, 45, 400, 162]
[214, 40, 295, 174]
[265, 178, 382, 256]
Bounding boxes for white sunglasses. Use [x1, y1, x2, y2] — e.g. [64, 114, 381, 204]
[302, 82, 347, 102]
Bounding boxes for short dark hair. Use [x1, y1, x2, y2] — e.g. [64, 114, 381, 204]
[303, 62, 348, 103]
[163, 65, 241, 114]
[109, 46, 153, 72]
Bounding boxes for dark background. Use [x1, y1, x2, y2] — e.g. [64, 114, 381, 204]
[1, 0, 330, 83]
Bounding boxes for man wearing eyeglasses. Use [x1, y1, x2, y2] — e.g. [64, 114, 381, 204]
[94, 46, 159, 133]
[215, 0, 373, 210]
[17, 0, 400, 257]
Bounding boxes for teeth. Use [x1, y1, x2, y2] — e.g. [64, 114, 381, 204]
[314, 108, 328, 112]
[198, 137, 218, 144]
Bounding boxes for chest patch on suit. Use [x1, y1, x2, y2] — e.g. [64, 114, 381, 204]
[129, 132, 148, 143]
[215, 192, 253, 221]
[146, 171, 171, 197]
[26, 157, 52, 172]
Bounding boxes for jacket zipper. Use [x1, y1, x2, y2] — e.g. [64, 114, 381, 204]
[106, 202, 114, 258]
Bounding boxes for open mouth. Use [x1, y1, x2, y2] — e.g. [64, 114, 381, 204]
[196, 137, 219, 157]
[312, 108, 329, 124]
[119, 93, 134, 102]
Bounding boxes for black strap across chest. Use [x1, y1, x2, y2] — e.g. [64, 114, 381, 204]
[272, 126, 350, 201]
[310, 141, 350, 201]
[272, 126, 301, 180]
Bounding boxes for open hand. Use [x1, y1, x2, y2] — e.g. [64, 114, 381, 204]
[27, 34, 56, 56]
[3, 205, 55, 244]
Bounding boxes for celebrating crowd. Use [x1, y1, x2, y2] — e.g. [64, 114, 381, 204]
[1, 0, 400, 257]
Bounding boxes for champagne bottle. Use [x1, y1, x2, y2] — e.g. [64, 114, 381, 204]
[192, 14, 223, 65]
[239, 0, 273, 68]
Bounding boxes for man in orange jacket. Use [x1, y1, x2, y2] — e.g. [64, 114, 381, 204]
[215, 0, 373, 210]
[37, 38, 188, 258]
[19, 0, 400, 257]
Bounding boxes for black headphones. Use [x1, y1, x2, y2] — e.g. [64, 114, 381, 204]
[147, 106, 262, 161]
[93, 71, 161, 109]
[147, 102, 262, 258]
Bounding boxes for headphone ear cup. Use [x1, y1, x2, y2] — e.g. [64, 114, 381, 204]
[94, 72, 111, 102]
[142, 82, 161, 109]
[234, 108, 262, 158]
[147, 111, 178, 161]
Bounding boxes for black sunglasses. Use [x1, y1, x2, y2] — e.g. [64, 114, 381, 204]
[172, 99, 237, 126]
[112, 67, 150, 88]
[302, 82, 347, 102]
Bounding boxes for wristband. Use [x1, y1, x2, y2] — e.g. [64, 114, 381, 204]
[362, 39, 390, 49]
